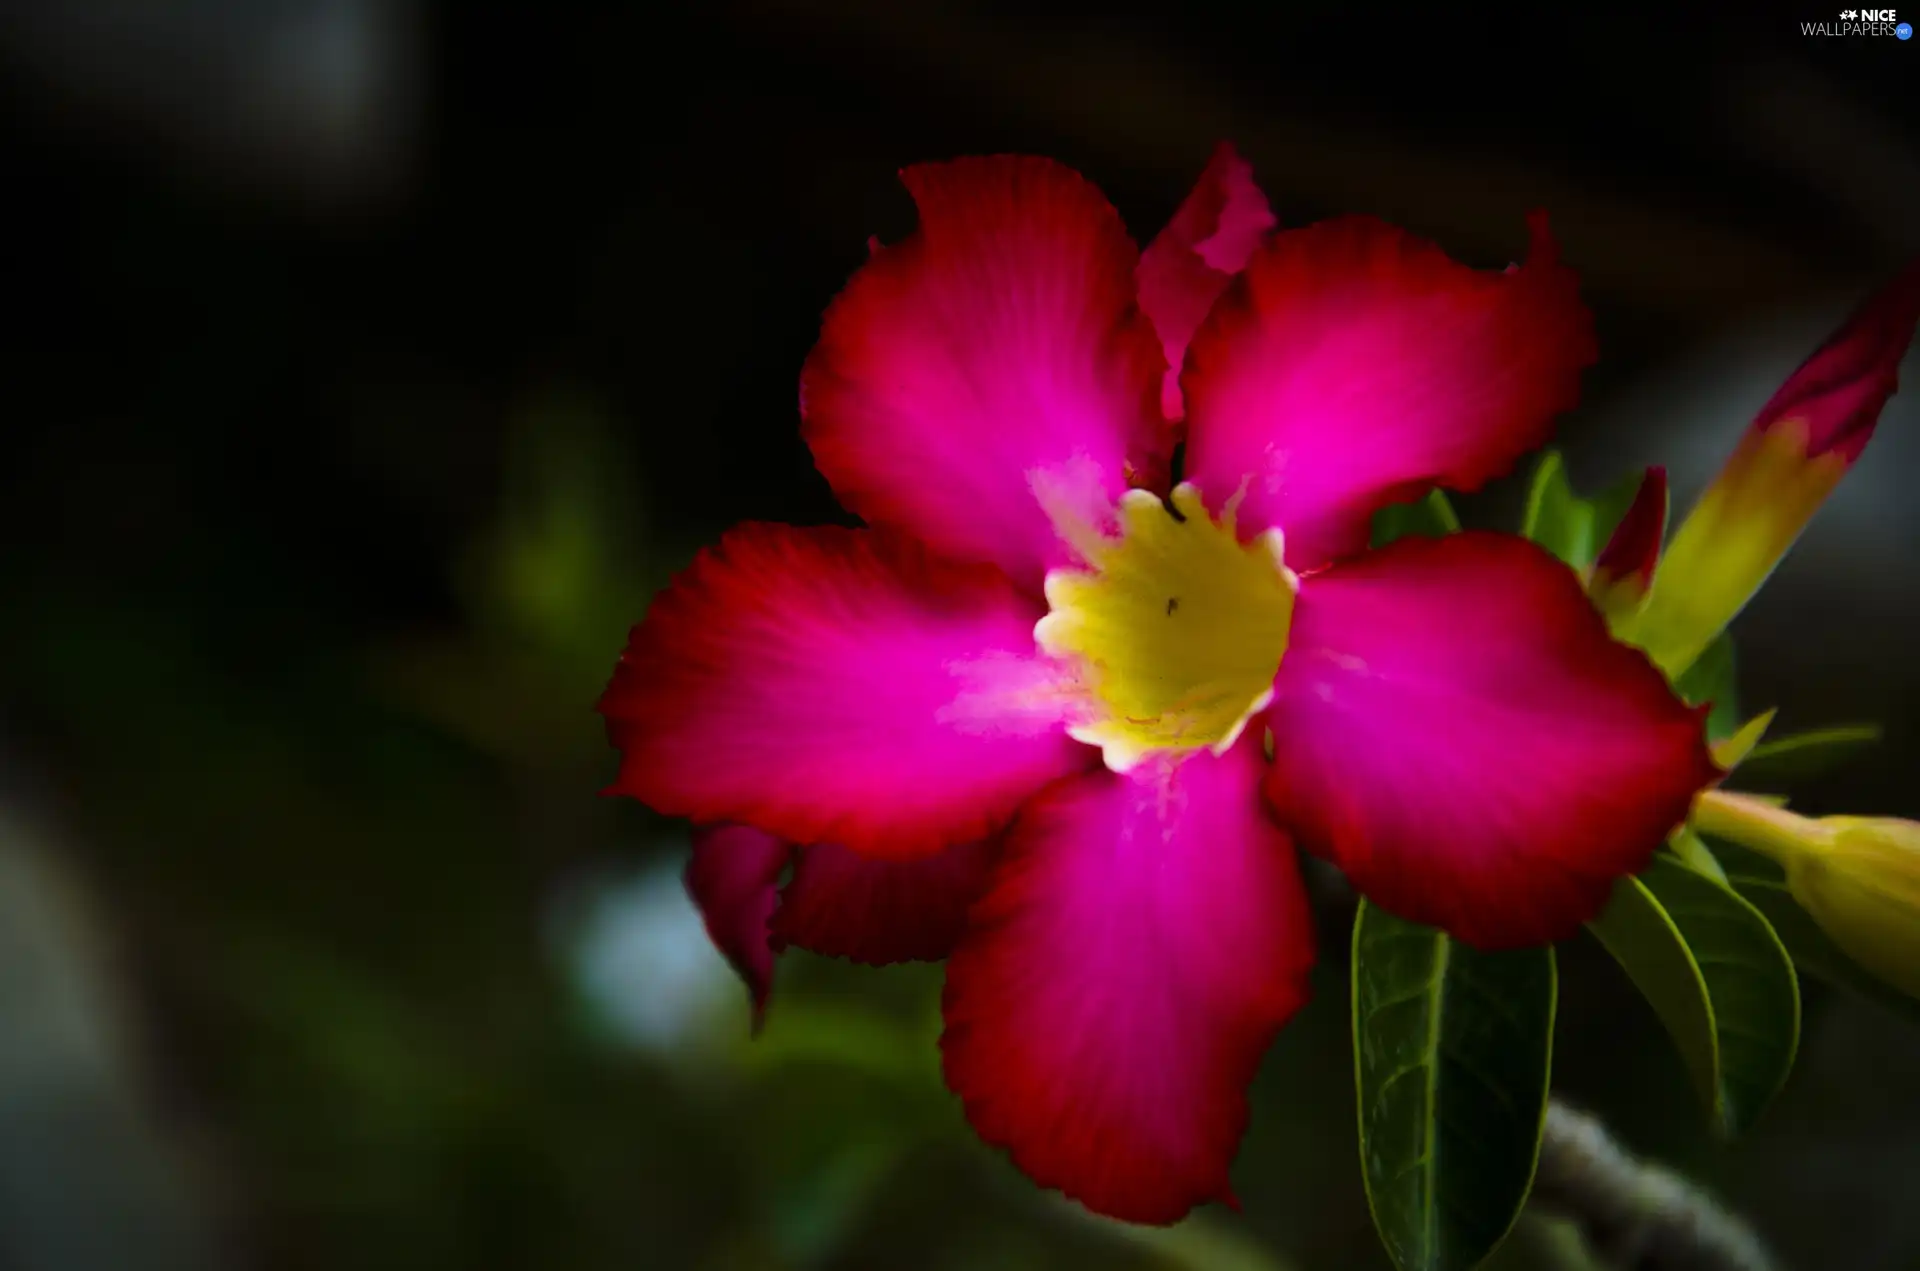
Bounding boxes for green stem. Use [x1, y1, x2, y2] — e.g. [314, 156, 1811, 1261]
[1692, 789, 1830, 867]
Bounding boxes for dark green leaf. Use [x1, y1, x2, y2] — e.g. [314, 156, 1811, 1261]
[1518, 451, 1591, 568]
[1672, 633, 1739, 742]
[1586, 852, 1799, 1136]
[1353, 902, 1556, 1271]
[1734, 724, 1883, 787]
[1372, 489, 1463, 547]
[1711, 710, 1776, 775]
[1704, 837, 1784, 883]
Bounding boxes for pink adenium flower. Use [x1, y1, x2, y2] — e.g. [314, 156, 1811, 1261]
[599, 147, 1717, 1223]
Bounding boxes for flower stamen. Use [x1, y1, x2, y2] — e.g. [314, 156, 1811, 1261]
[1035, 482, 1297, 772]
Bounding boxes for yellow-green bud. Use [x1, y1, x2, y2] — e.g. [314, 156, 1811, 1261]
[1788, 816, 1920, 1001]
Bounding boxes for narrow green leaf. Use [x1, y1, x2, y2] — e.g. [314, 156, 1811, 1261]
[1586, 854, 1799, 1136]
[1643, 856, 1799, 1133]
[1587, 875, 1713, 1119]
[1734, 724, 1883, 787]
[1372, 489, 1463, 547]
[1667, 825, 1729, 886]
[1703, 836, 1782, 883]
[1353, 902, 1556, 1271]
[1672, 633, 1740, 742]
[1712, 709, 1777, 773]
[1518, 451, 1592, 567]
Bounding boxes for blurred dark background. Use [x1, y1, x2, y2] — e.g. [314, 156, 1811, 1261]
[1, 3, 1917, 1269]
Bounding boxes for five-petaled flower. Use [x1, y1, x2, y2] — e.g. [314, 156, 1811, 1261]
[599, 146, 1718, 1224]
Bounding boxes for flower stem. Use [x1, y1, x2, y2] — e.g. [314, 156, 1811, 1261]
[1691, 788, 1831, 867]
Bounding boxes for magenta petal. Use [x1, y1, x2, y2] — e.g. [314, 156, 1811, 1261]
[599, 523, 1092, 859]
[1183, 213, 1595, 570]
[1137, 143, 1276, 422]
[774, 838, 997, 964]
[941, 740, 1316, 1224]
[1265, 532, 1718, 950]
[686, 824, 792, 1027]
[801, 156, 1170, 592]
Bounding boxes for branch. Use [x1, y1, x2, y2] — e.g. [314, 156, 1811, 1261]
[1531, 1099, 1779, 1271]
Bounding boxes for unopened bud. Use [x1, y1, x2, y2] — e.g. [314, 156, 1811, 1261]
[1789, 816, 1920, 1001]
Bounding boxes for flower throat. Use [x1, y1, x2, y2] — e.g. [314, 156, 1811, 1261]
[1035, 481, 1297, 772]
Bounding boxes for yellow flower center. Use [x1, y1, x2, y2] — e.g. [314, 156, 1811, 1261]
[1035, 482, 1297, 773]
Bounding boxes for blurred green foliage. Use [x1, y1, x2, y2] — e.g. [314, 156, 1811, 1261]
[1, 392, 1327, 1270]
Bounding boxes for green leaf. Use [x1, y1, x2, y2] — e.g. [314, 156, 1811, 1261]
[1372, 489, 1463, 547]
[1519, 454, 1661, 574]
[1666, 825, 1729, 886]
[1353, 902, 1556, 1271]
[1672, 633, 1740, 742]
[1519, 451, 1592, 568]
[1734, 724, 1883, 787]
[1585, 853, 1800, 1137]
[1712, 709, 1777, 774]
[1704, 836, 1784, 883]
[1713, 852, 1920, 1030]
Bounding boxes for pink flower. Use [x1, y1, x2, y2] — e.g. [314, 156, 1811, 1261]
[599, 150, 1717, 1223]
